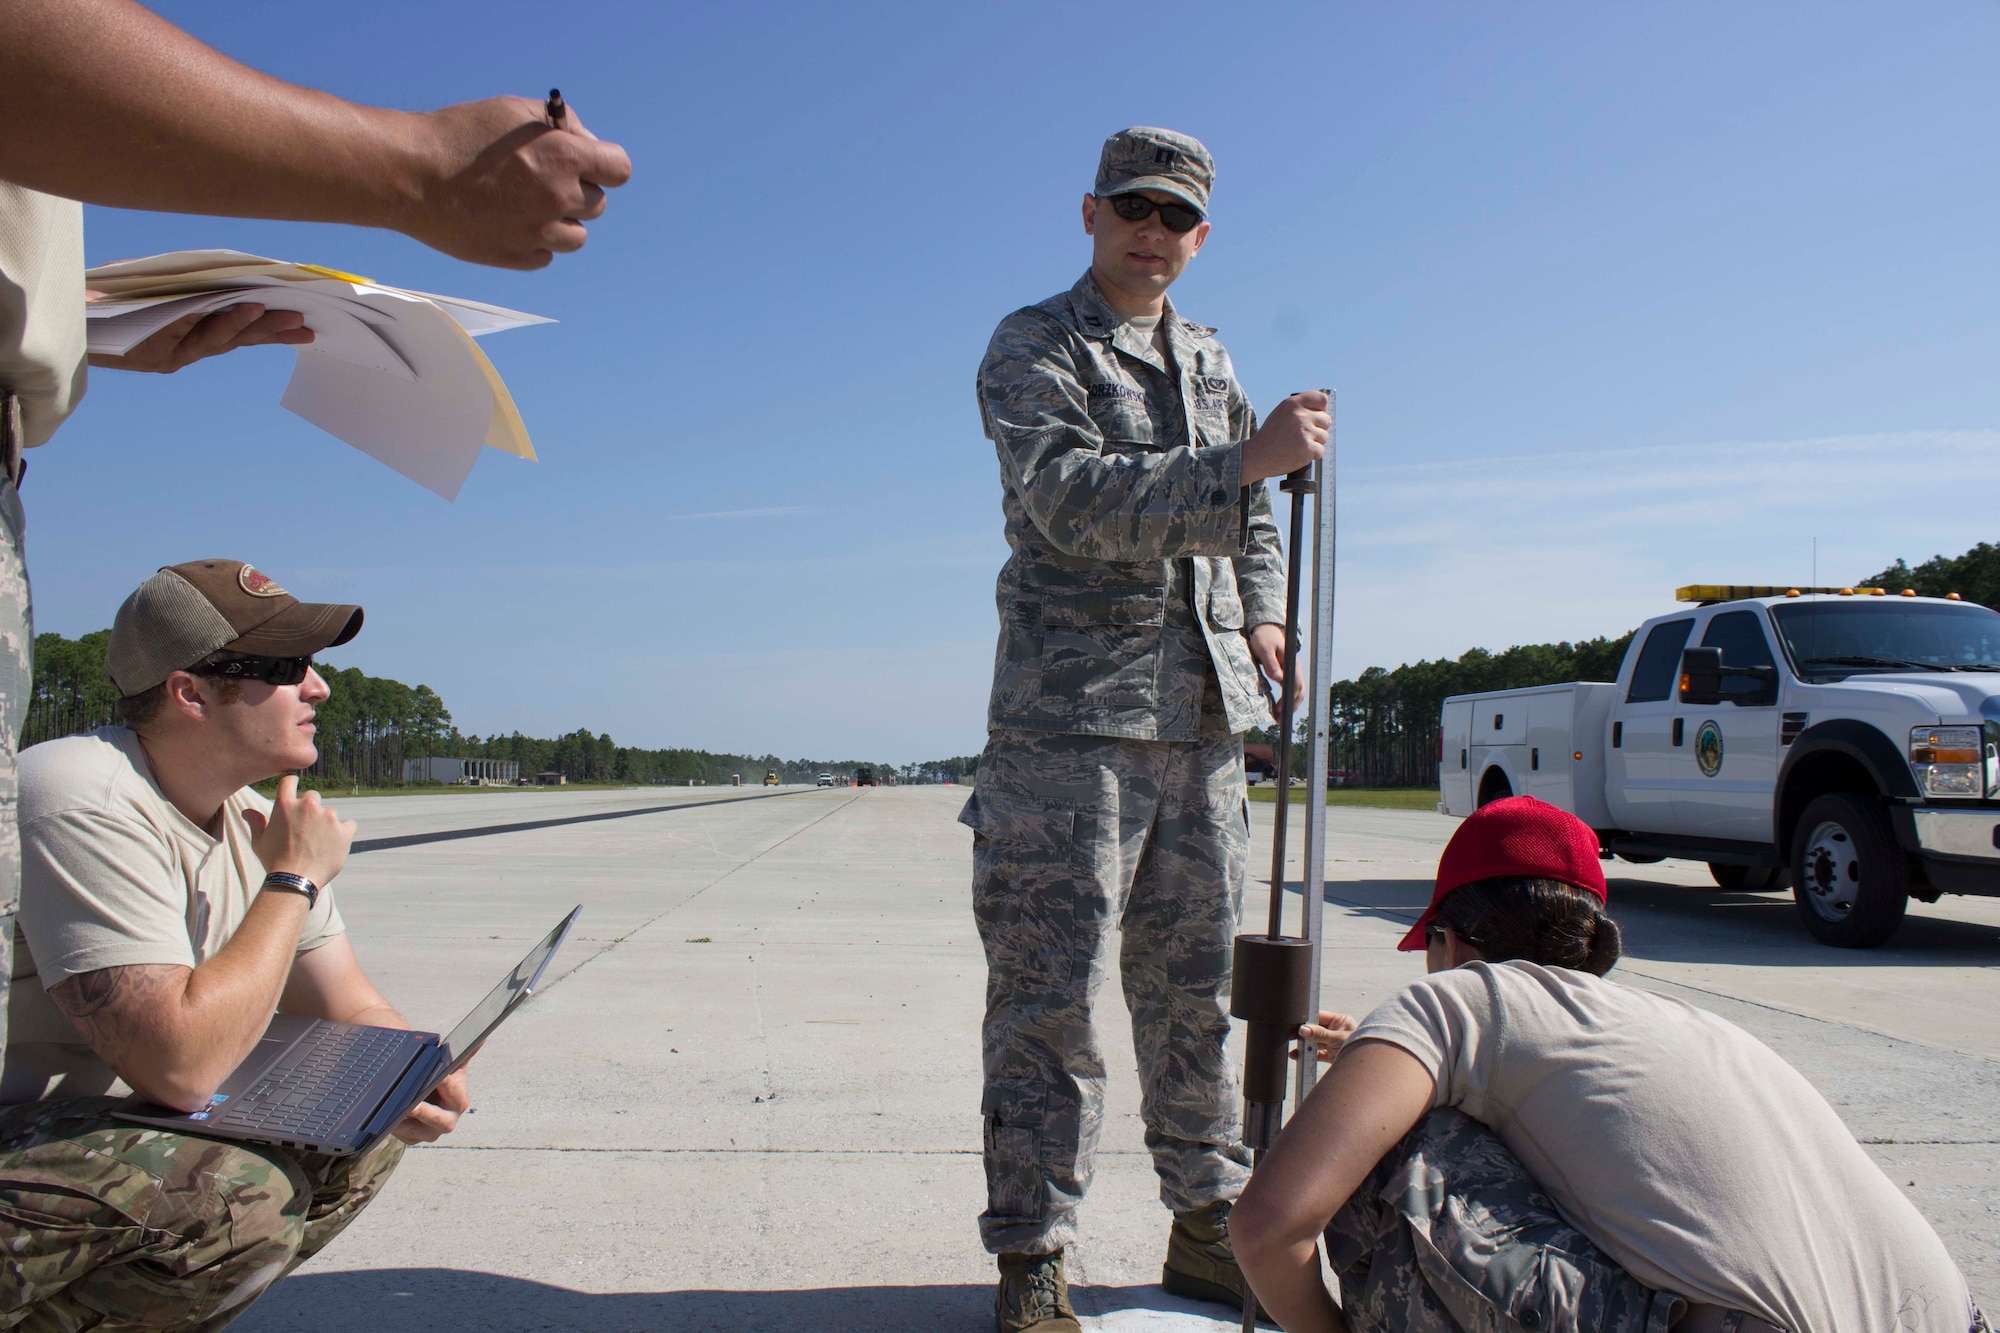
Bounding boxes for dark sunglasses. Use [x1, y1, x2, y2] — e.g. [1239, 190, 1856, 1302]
[191, 654, 315, 686]
[1101, 192, 1203, 233]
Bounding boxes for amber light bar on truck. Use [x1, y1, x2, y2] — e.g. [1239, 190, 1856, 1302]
[1676, 585, 1887, 602]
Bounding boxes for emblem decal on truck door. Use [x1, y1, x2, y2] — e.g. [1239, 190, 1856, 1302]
[1695, 720, 1725, 777]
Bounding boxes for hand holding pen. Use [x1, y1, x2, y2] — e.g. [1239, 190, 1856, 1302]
[391, 89, 630, 270]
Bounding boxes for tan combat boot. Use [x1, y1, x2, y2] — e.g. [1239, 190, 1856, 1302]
[1161, 1198, 1265, 1317]
[995, 1249, 1082, 1333]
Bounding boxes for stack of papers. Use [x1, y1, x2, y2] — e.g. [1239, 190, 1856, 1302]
[85, 250, 554, 500]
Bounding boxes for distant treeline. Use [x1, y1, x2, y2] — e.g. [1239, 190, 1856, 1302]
[1862, 541, 2000, 608]
[27, 542, 1997, 792]
[21, 630, 979, 789]
[1249, 634, 1634, 789]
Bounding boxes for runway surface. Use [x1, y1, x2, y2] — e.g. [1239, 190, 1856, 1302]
[234, 785, 2000, 1331]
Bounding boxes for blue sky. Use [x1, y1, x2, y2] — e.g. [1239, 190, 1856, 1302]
[38, 1, 2000, 760]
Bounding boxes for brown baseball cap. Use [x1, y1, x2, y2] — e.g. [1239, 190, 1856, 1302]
[106, 560, 363, 696]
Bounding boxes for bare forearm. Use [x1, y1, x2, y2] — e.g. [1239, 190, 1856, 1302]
[1245, 1240, 1347, 1333]
[0, 0, 422, 225]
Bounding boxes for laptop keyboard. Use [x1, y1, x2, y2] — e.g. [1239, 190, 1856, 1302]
[226, 1025, 414, 1140]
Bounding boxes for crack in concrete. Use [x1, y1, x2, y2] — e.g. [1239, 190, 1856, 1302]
[535, 793, 865, 996]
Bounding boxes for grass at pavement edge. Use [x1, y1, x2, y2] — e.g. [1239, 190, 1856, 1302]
[1247, 785, 1440, 811]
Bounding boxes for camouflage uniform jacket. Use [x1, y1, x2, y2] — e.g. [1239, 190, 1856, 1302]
[976, 271, 1286, 741]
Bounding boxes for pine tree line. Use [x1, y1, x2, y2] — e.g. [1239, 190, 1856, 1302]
[20, 633, 978, 788]
[24, 541, 1995, 791]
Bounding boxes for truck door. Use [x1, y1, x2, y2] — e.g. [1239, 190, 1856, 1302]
[1523, 690, 1576, 810]
[1440, 699, 1473, 815]
[1469, 697, 1528, 805]
[1674, 609, 1781, 841]
[1607, 617, 1694, 833]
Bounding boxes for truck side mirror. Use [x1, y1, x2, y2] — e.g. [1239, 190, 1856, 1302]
[1679, 647, 1723, 705]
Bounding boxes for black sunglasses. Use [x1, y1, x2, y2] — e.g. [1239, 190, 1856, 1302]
[191, 654, 315, 686]
[1101, 192, 1204, 234]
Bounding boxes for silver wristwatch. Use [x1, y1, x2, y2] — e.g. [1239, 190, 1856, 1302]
[261, 871, 319, 909]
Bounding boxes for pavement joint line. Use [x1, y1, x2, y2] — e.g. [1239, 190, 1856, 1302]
[1616, 963, 2000, 1067]
[420, 1146, 1162, 1155]
[530, 793, 865, 999]
[1859, 1139, 2000, 1145]
[1312, 886, 2000, 1070]
[347, 788, 819, 854]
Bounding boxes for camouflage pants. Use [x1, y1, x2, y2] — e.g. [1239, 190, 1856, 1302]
[963, 726, 1253, 1256]
[0, 477, 27, 1064]
[1330, 1108, 1992, 1333]
[0, 1096, 403, 1332]
[1327, 1108, 1788, 1333]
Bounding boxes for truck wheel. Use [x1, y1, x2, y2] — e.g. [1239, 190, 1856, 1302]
[1789, 794, 1909, 947]
[1477, 770, 1513, 808]
[1709, 863, 1789, 893]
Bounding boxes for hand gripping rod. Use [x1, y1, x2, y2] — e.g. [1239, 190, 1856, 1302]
[1231, 394, 1336, 1331]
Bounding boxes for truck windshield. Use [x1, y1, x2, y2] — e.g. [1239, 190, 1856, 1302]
[1770, 600, 2000, 679]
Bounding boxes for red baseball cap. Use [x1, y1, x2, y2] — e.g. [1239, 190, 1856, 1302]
[1398, 796, 1608, 951]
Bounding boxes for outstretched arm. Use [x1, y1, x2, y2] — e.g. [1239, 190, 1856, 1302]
[1228, 1040, 1437, 1332]
[0, 0, 631, 269]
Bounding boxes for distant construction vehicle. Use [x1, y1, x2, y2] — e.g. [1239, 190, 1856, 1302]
[854, 765, 878, 787]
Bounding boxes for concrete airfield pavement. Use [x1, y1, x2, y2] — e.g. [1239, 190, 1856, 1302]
[232, 784, 2000, 1332]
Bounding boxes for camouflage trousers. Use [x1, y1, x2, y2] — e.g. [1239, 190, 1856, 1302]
[0, 476, 28, 1063]
[1325, 1108, 1680, 1332]
[962, 726, 1253, 1256]
[0, 1096, 403, 1332]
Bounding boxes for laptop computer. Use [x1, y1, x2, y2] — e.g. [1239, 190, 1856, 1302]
[114, 906, 580, 1155]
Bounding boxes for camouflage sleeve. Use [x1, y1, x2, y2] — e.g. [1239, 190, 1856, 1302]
[1229, 392, 1286, 628]
[977, 312, 1247, 561]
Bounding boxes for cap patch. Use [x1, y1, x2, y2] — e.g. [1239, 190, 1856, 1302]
[238, 565, 288, 598]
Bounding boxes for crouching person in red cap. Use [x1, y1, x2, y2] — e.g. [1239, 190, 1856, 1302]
[1230, 796, 1985, 1333]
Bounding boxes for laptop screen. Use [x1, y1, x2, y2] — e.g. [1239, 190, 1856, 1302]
[438, 908, 579, 1070]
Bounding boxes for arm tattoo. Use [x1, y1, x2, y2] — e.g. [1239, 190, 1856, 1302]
[51, 965, 190, 1054]
[53, 967, 125, 1019]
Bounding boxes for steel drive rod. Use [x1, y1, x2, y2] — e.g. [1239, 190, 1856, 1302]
[1296, 394, 1336, 1103]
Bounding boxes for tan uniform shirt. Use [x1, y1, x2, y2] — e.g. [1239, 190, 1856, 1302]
[3, 728, 345, 1106]
[0, 183, 87, 447]
[1352, 961, 1972, 1333]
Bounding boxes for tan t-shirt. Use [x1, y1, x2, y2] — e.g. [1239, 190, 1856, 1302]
[1351, 962, 1971, 1333]
[3, 728, 345, 1106]
[0, 183, 87, 447]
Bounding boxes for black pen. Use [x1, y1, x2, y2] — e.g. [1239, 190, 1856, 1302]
[545, 88, 567, 130]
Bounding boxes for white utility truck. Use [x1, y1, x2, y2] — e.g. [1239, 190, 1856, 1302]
[1439, 586, 2000, 947]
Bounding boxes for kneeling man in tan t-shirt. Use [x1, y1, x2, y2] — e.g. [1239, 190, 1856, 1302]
[0, 559, 466, 1330]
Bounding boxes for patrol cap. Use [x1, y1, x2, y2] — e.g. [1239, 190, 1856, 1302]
[1095, 126, 1213, 216]
[107, 559, 363, 696]
[1397, 796, 1608, 951]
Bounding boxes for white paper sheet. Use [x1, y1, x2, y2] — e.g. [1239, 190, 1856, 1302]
[84, 251, 551, 500]
[279, 298, 491, 501]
